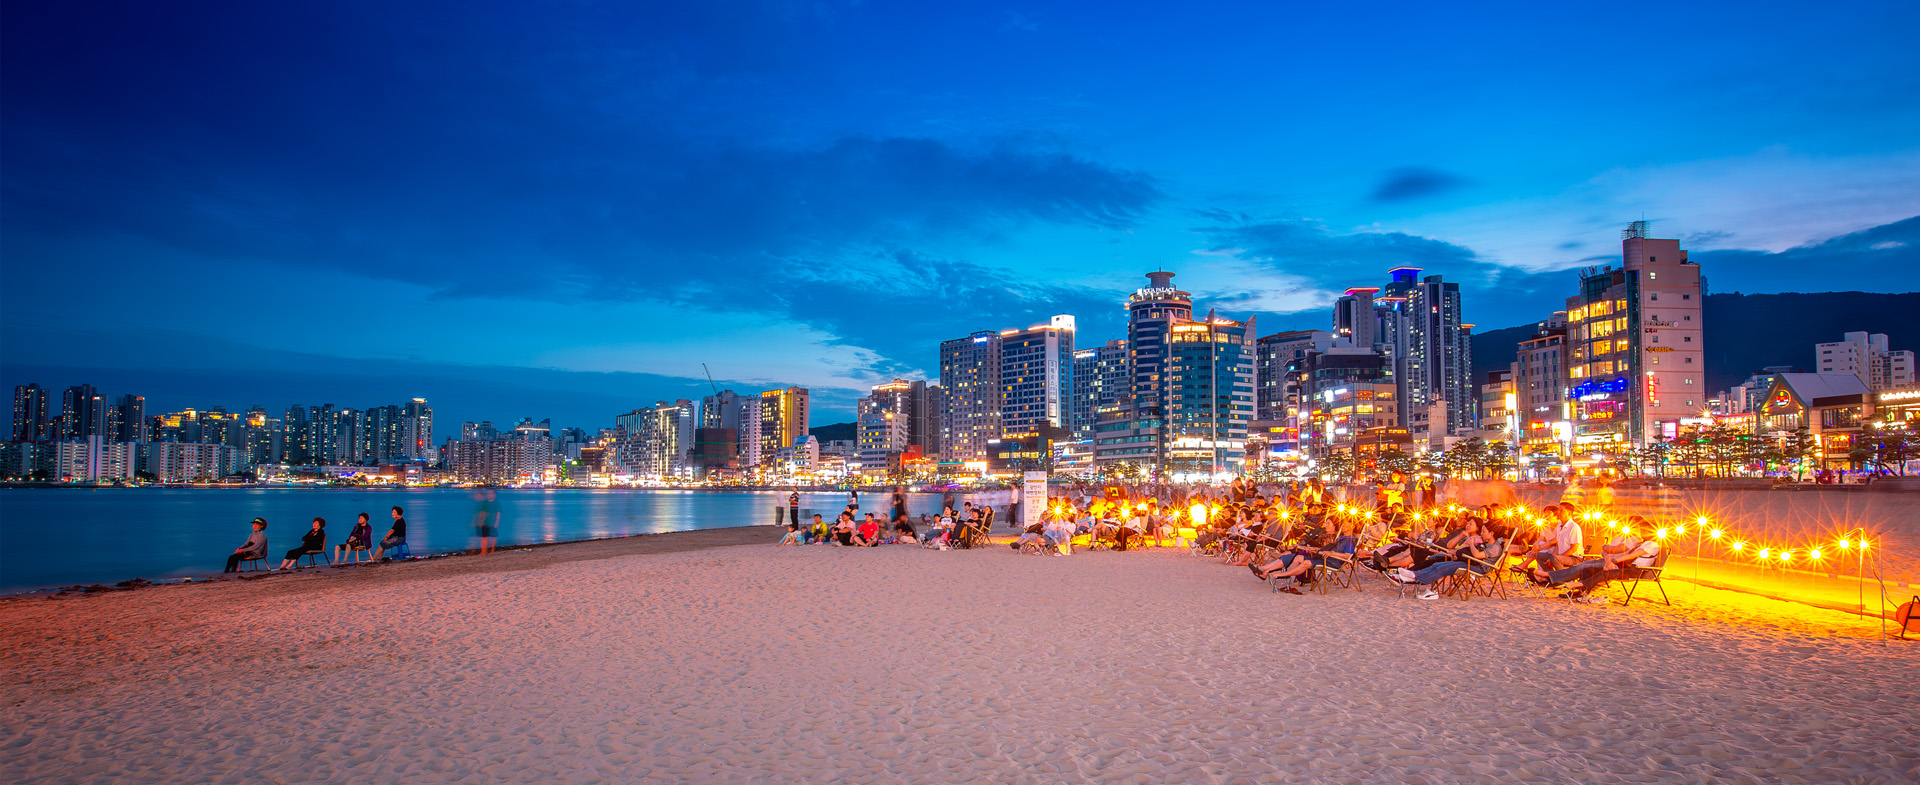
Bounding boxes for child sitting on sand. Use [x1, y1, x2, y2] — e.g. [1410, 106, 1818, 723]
[778, 522, 803, 546]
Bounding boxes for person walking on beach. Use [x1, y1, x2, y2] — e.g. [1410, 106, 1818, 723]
[374, 506, 409, 561]
[333, 512, 373, 565]
[224, 517, 269, 572]
[891, 485, 908, 522]
[788, 490, 800, 527]
[276, 517, 327, 570]
[473, 491, 499, 555]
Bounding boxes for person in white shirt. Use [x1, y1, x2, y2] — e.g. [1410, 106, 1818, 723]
[1531, 505, 1584, 572]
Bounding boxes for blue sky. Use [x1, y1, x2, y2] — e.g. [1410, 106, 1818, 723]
[4, 1, 1917, 430]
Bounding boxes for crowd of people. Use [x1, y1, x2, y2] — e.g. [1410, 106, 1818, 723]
[773, 476, 1666, 607]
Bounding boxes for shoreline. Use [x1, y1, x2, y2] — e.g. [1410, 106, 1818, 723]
[0, 524, 786, 602]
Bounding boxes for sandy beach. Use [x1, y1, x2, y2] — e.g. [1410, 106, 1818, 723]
[2, 528, 1915, 784]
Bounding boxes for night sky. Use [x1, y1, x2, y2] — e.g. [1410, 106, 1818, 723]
[4, 1, 1917, 430]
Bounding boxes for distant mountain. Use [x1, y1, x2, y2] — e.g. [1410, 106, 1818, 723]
[1471, 291, 1920, 393]
[811, 421, 856, 443]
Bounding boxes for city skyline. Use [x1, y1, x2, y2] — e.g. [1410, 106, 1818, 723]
[4, 2, 1919, 431]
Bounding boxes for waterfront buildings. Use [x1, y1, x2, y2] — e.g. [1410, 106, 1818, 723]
[11, 384, 50, 442]
[1334, 269, 1475, 443]
[1161, 316, 1256, 476]
[1564, 221, 1705, 452]
[1816, 331, 1915, 392]
[449, 436, 552, 485]
[59, 384, 107, 441]
[758, 387, 809, 468]
[939, 331, 1003, 461]
[1254, 330, 1335, 423]
[1069, 339, 1128, 441]
[856, 379, 937, 477]
[1479, 369, 1516, 436]
[614, 400, 698, 481]
[998, 315, 1076, 437]
[1512, 314, 1571, 472]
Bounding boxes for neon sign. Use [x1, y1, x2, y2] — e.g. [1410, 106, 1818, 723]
[1571, 377, 1628, 401]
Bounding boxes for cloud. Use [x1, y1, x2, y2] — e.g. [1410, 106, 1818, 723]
[1370, 167, 1468, 202]
[1690, 216, 1920, 294]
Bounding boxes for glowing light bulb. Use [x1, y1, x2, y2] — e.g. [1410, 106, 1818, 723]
[1675, 524, 1686, 535]
[1810, 549, 1822, 560]
[1656, 528, 1668, 539]
[1838, 539, 1850, 550]
[1731, 542, 1745, 551]
[1779, 551, 1792, 562]
[1696, 516, 1709, 527]
[1860, 540, 1871, 550]
[1759, 548, 1771, 559]
[1709, 529, 1723, 540]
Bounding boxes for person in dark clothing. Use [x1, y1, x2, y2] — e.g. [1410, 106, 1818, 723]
[277, 517, 327, 570]
[375, 506, 409, 560]
[224, 517, 269, 572]
[891, 485, 908, 522]
[789, 491, 800, 526]
[333, 512, 374, 565]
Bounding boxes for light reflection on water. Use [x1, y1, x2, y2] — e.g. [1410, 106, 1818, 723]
[0, 488, 967, 592]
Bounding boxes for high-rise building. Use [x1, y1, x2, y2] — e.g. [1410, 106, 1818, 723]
[402, 398, 434, 463]
[59, 384, 107, 441]
[361, 405, 404, 464]
[1299, 348, 1396, 459]
[998, 315, 1076, 436]
[1161, 316, 1256, 476]
[856, 379, 935, 476]
[12, 384, 51, 442]
[1564, 221, 1706, 448]
[1088, 272, 1196, 472]
[757, 388, 808, 467]
[1479, 370, 1516, 434]
[1069, 339, 1129, 441]
[282, 405, 309, 464]
[1513, 313, 1570, 470]
[939, 332, 1003, 461]
[449, 437, 552, 485]
[107, 394, 147, 443]
[1816, 332, 1915, 392]
[245, 405, 282, 466]
[1254, 330, 1335, 423]
[1377, 269, 1474, 439]
[615, 400, 698, 480]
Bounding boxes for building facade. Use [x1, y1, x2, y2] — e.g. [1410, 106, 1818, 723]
[939, 331, 1003, 461]
[1816, 331, 1915, 392]
[1069, 339, 1128, 442]
[1564, 221, 1706, 451]
[998, 315, 1076, 437]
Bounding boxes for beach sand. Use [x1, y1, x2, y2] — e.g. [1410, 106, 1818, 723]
[2, 528, 1915, 784]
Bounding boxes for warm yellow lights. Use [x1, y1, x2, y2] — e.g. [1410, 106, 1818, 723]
[1778, 551, 1793, 563]
[1731, 542, 1745, 551]
[1696, 516, 1709, 527]
[1189, 503, 1207, 526]
[1655, 528, 1668, 539]
[1759, 548, 1771, 559]
[1810, 549, 1822, 560]
[1709, 529, 1723, 540]
[1675, 524, 1686, 535]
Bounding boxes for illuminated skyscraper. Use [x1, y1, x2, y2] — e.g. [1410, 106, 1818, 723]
[108, 394, 146, 443]
[403, 398, 434, 463]
[1163, 316, 1256, 476]
[758, 388, 808, 466]
[998, 315, 1076, 437]
[939, 331, 1003, 461]
[12, 384, 51, 442]
[59, 384, 107, 441]
[1069, 339, 1128, 441]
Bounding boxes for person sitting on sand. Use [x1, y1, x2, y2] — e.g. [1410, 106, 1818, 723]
[333, 512, 373, 565]
[810, 514, 829, 545]
[779, 522, 803, 546]
[832, 513, 857, 546]
[893, 515, 917, 544]
[224, 517, 269, 573]
[374, 506, 409, 561]
[277, 517, 327, 570]
[856, 513, 882, 546]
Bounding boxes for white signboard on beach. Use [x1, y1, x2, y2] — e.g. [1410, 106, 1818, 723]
[1022, 471, 1048, 526]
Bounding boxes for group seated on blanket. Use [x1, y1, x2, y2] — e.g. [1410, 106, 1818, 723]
[1528, 516, 1661, 602]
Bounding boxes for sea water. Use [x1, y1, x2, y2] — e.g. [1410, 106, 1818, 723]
[0, 488, 971, 592]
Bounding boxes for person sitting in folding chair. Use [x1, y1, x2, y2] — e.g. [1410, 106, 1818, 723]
[1538, 519, 1660, 603]
[1249, 518, 1336, 594]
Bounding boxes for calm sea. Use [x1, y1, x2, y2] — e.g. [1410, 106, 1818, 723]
[0, 488, 973, 593]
